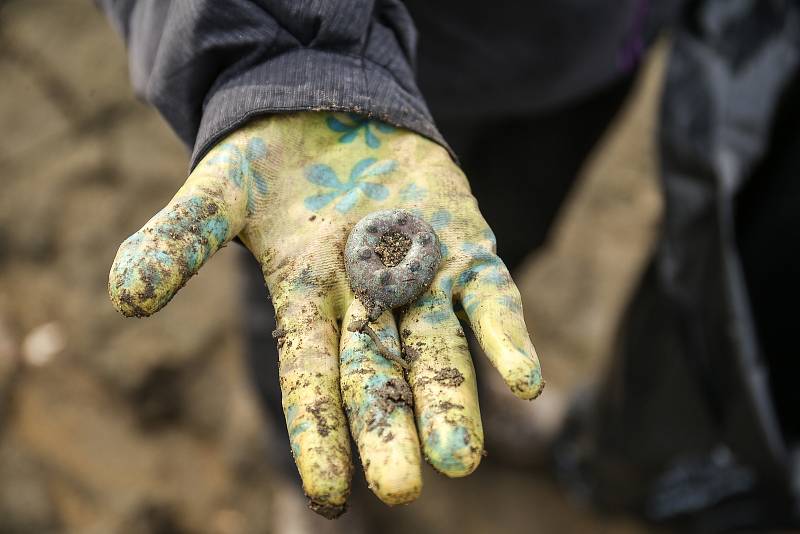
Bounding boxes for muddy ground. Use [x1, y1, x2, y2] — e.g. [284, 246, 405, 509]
[0, 1, 663, 533]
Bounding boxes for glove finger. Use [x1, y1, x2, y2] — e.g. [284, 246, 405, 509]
[109, 152, 250, 317]
[274, 288, 352, 519]
[456, 248, 544, 400]
[340, 299, 422, 505]
[399, 281, 484, 477]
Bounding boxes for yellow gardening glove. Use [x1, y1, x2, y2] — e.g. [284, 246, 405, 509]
[109, 112, 544, 518]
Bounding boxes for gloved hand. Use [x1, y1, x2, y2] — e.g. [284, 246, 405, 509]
[109, 112, 543, 517]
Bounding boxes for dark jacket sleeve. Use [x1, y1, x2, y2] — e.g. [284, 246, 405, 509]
[97, 0, 446, 168]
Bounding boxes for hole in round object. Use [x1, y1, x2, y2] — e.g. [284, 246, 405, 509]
[374, 231, 412, 267]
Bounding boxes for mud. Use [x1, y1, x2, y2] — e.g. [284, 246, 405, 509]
[401, 345, 420, 364]
[308, 399, 332, 437]
[271, 327, 287, 348]
[353, 288, 381, 321]
[271, 328, 286, 339]
[376, 378, 413, 408]
[307, 499, 346, 520]
[366, 378, 413, 433]
[433, 367, 465, 388]
[435, 401, 464, 413]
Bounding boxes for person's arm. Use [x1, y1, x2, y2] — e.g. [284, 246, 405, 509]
[97, 0, 448, 166]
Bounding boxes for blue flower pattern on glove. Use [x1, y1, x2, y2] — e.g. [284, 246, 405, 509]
[410, 208, 451, 259]
[458, 242, 510, 316]
[304, 158, 395, 213]
[412, 274, 453, 325]
[209, 138, 269, 215]
[399, 183, 428, 203]
[326, 113, 395, 148]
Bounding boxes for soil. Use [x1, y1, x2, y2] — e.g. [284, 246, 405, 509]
[367, 378, 413, 435]
[432, 368, 465, 388]
[375, 378, 413, 410]
[272, 327, 286, 348]
[374, 231, 411, 267]
[435, 401, 464, 413]
[308, 399, 332, 437]
[401, 345, 420, 364]
[307, 500, 346, 520]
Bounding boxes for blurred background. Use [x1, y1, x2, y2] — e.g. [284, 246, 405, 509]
[0, 1, 669, 532]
